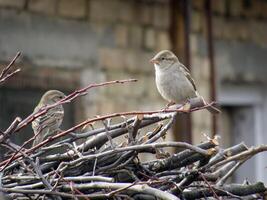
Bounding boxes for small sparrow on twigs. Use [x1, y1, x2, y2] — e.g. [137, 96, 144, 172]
[150, 50, 220, 114]
[32, 90, 65, 147]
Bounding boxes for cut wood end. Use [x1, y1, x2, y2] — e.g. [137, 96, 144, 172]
[15, 117, 22, 122]
[207, 148, 218, 156]
[211, 137, 220, 146]
[137, 114, 144, 120]
[183, 102, 191, 111]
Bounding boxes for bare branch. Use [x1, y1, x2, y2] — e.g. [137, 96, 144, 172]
[1, 77, 266, 200]
[0, 52, 21, 84]
[212, 145, 267, 168]
[60, 182, 180, 200]
[182, 182, 266, 199]
[0, 117, 21, 144]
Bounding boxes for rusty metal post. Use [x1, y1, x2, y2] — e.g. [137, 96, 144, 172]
[183, 0, 192, 139]
[204, 0, 217, 136]
[170, 0, 192, 143]
[183, 0, 191, 70]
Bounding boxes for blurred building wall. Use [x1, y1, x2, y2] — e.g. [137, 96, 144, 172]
[0, 0, 173, 147]
[190, 0, 267, 141]
[191, 0, 267, 183]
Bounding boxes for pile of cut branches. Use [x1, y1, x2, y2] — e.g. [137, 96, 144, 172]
[0, 53, 266, 200]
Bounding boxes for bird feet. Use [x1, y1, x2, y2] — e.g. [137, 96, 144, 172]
[182, 100, 191, 112]
[161, 101, 192, 112]
[161, 101, 176, 111]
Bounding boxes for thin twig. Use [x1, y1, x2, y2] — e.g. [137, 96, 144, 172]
[0, 79, 137, 170]
[216, 159, 247, 186]
[213, 145, 267, 168]
[14, 79, 138, 133]
[0, 102, 211, 170]
[0, 117, 22, 144]
[0, 52, 21, 84]
[199, 172, 220, 199]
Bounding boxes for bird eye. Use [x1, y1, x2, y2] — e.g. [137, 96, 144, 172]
[161, 57, 165, 60]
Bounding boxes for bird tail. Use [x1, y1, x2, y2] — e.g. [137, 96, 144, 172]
[206, 105, 221, 114]
[197, 94, 221, 114]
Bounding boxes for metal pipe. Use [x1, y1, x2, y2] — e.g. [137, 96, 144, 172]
[183, 0, 192, 139]
[204, 0, 217, 136]
[183, 0, 191, 70]
[170, 0, 192, 143]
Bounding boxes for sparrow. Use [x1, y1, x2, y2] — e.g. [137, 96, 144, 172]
[32, 90, 65, 147]
[150, 50, 220, 114]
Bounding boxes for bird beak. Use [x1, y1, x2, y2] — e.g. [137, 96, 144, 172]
[150, 58, 159, 64]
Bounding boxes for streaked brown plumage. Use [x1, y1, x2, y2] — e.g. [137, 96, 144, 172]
[32, 90, 65, 147]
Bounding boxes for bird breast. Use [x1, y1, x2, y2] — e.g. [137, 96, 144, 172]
[155, 64, 196, 103]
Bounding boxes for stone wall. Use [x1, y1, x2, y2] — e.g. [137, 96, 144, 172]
[0, 0, 171, 113]
[0, 0, 173, 142]
[1, 0, 267, 144]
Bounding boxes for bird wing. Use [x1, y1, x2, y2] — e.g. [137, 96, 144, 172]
[179, 63, 197, 91]
[32, 104, 43, 134]
[32, 105, 64, 134]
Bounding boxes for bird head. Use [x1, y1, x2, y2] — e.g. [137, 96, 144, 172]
[40, 90, 66, 105]
[150, 50, 179, 69]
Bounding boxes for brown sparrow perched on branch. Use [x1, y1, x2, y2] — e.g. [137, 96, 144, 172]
[150, 50, 220, 114]
[32, 90, 65, 146]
